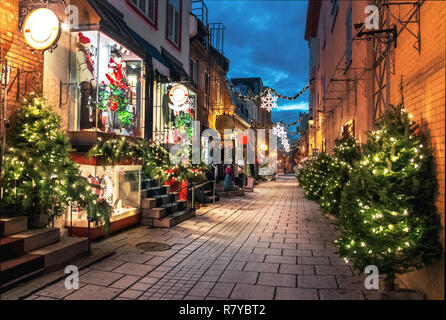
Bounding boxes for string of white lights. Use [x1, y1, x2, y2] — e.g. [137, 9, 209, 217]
[226, 78, 314, 103]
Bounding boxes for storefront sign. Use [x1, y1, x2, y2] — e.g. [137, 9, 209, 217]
[23, 8, 60, 51]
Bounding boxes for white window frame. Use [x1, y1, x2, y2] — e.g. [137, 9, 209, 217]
[167, 0, 181, 46]
[130, 0, 156, 24]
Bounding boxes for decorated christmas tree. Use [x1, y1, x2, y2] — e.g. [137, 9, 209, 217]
[320, 135, 361, 217]
[3, 92, 110, 226]
[296, 153, 331, 201]
[335, 104, 441, 288]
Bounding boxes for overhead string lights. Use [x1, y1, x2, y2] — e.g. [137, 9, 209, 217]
[225, 78, 314, 104]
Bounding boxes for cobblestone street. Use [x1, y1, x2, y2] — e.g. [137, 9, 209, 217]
[28, 175, 374, 300]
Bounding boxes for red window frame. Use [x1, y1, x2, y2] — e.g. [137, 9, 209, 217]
[126, 0, 158, 30]
[165, 0, 182, 51]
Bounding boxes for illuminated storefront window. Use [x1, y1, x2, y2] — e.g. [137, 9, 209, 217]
[71, 31, 144, 137]
[152, 81, 196, 144]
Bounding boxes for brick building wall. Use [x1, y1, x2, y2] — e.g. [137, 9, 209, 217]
[306, 0, 445, 299]
[387, 1, 445, 300]
[0, 0, 43, 130]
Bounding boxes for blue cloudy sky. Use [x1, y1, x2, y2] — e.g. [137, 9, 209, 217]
[206, 0, 310, 127]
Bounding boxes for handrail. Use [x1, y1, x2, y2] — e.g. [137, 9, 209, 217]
[194, 180, 216, 189]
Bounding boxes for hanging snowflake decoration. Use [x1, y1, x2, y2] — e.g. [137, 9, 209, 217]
[273, 123, 287, 139]
[273, 123, 291, 153]
[260, 89, 278, 112]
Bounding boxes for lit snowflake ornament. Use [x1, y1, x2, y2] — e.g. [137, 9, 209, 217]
[260, 89, 278, 112]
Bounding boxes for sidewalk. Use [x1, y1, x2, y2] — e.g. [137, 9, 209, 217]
[26, 175, 374, 300]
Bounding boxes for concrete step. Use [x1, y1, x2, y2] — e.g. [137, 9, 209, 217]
[152, 209, 195, 228]
[11, 228, 60, 253]
[0, 216, 28, 238]
[142, 207, 166, 220]
[208, 195, 220, 202]
[218, 189, 245, 197]
[0, 254, 44, 288]
[141, 179, 157, 189]
[142, 194, 170, 209]
[140, 186, 169, 199]
[0, 237, 24, 262]
[30, 236, 88, 269]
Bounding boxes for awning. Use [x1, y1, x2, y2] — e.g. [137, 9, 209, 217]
[128, 29, 170, 75]
[86, 0, 146, 59]
[161, 47, 190, 82]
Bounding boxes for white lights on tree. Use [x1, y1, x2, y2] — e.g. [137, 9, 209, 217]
[260, 89, 278, 112]
[23, 8, 60, 51]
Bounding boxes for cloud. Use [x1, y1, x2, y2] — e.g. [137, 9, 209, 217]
[276, 101, 309, 111]
[206, 0, 310, 124]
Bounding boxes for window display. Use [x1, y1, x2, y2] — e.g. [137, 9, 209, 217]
[152, 81, 196, 144]
[72, 31, 144, 137]
[67, 164, 142, 238]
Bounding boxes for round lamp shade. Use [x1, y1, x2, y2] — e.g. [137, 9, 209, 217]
[23, 8, 60, 51]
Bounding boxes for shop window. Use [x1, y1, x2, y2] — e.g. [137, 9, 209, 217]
[68, 165, 141, 229]
[167, 0, 182, 48]
[128, 0, 157, 27]
[342, 120, 355, 137]
[71, 31, 144, 137]
[152, 81, 196, 145]
[189, 58, 198, 85]
[345, 2, 353, 70]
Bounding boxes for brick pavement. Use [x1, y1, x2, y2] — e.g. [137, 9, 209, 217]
[29, 175, 377, 300]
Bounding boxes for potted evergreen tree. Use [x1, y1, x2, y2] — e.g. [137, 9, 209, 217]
[335, 104, 442, 297]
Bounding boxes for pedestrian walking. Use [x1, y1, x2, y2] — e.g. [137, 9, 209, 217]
[224, 165, 234, 191]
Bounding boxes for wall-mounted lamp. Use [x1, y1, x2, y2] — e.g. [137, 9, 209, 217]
[308, 117, 315, 127]
[22, 8, 61, 53]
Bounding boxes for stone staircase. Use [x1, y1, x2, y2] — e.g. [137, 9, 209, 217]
[215, 182, 246, 197]
[141, 179, 195, 228]
[193, 184, 220, 206]
[0, 216, 88, 291]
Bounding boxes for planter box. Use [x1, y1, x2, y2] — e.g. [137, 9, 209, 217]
[29, 215, 50, 229]
[68, 209, 141, 240]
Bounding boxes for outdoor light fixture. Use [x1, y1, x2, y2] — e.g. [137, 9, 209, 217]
[169, 84, 189, 105]
[23, 8, 61, 52]
[260, 144, 268, 151]
[309, 117, 315, 127]
[355, 23, 397, 47]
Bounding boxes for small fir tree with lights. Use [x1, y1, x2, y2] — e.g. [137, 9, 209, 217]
[320, 135, 361, 217]
[335, 104, 442, 289]
[296, 153, 331, 201]
[4, 92, 111, 226]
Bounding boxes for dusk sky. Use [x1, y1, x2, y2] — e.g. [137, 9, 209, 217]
[206, 0, 310, 128]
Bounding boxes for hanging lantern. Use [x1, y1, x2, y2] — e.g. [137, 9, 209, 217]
[23, 8, 61, 52]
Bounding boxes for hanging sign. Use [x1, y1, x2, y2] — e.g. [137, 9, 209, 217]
[169, 84, 190, 113]
[23, 8, 61, 52]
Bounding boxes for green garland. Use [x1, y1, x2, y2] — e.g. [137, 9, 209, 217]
[174, 112, 194, 138]
[98, 83, 133, 128]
